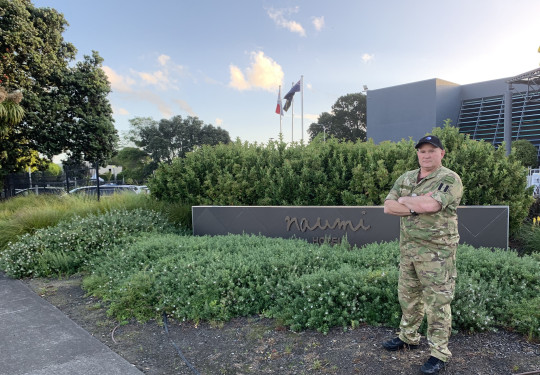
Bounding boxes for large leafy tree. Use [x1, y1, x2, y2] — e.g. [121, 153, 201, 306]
[308, 93, 367, 143]
[128, 115, 231, 164]
[22, 51, 118, 162]
[0, 0, 117, 177]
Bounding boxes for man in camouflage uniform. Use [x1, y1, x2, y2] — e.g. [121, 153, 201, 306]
[382, 135, 463, 375]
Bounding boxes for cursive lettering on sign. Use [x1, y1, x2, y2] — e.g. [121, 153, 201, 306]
[285, 214, 371, 232]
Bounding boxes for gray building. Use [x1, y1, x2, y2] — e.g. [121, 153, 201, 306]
[367, 68, 540, 159]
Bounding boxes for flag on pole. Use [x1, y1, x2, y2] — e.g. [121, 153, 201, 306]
[275, 86, 283, 116]
[283, 80, 301, 112]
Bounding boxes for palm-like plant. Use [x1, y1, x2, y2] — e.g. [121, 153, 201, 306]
[0, 87, 24, 130]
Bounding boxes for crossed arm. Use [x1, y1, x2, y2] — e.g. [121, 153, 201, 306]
[384, 192, 442, 217]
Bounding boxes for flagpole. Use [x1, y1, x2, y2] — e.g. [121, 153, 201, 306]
[301, 75, 304, 142]
[282, 79, 300, 143]
[291, 81, 294, 143]
[279, 85, 282, 136]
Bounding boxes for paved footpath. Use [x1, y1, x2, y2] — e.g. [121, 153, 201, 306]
[0, 272, 143, 375]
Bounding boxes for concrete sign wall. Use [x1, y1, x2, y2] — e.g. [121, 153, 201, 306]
[192, 206, 509, 249]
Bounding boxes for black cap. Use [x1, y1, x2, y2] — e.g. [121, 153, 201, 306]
[415, 135, 444, 150]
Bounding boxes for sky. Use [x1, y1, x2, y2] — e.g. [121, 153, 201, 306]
[32, 0, 540, 145]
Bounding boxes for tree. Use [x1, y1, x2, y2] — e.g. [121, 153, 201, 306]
[512, 139, 538, 168]
[128, 115, 231, 164]
[110, 147, 154, 184]
[44, 161, 62, 176]
[22, 51, 118, 163]
[0, 0, 117, 176]
[308, 93, 367, 142]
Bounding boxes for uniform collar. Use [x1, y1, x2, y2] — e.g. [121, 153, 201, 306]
[417, 165, 443, 181]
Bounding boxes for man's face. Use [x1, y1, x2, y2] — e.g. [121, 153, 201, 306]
[416, 143, 445, 171]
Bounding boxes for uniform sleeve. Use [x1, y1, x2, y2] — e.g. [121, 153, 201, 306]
[385, 174, 404, 201]
[430, 173, 463, 210]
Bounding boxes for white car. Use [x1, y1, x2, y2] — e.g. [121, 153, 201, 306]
[69, 184, 138, 196]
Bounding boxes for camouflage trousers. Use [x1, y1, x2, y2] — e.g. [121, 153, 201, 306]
[397, 252, 457, 362]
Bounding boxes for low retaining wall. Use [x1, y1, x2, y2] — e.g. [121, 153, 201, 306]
[192, 206, 509, 249]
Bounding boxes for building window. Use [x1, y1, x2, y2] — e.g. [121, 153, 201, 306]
[458, 92, 540, 159]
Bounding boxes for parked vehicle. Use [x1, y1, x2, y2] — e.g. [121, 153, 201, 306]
[133, 185, 150, 194]
[14, 187, 66, 196]
[68, 184, 138, 196]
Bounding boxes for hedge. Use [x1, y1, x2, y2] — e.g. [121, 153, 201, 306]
[149, 123, 533, 234]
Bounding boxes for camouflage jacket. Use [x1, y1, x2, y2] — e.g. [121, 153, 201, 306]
[385, 166, 463, 260]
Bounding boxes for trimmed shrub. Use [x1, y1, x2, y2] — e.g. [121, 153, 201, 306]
[149, 124, 533, 234]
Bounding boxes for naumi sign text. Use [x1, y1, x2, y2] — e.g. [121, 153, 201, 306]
[192, 206, 509, 249]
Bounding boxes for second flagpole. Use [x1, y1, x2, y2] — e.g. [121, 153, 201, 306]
[279, 85, 282, 137]
[291, 81, 294, 143]
[301, 75, 304, 142]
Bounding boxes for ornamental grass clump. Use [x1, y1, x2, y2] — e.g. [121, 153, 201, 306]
[0, 208, 181, 277]
[0, 193, 174, 253]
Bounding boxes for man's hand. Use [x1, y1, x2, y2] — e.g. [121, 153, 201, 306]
[397, 191, 441, 214]
[384, 199, 412, 216]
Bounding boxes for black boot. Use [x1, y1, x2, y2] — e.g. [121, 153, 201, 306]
[382, 337, 419, 351]
[420, 356, 446, 374]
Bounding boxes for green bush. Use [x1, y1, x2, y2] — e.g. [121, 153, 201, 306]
[453, 245, 540, 338]
[0, 208, 182, 277]
[82, 234, 540, 339]
[149, 124, 533, 234]
[516, 224, 540, 256]
[84, 234, 401, 328]
[0, 193, 191, 253]
[511, 139, 539, 168]
[431, 124, 534, 235]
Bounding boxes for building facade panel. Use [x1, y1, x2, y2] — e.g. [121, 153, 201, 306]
[367, 71, 540, 162]
[367, 79, 438, 143]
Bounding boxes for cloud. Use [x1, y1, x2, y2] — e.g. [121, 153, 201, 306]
[198, 70, 221, 85]
[142, 91, 173, 118]
[173, 98, 196, 117]
[304, 113, 319, 122]
[104, 55, 194, 120]
[133, 54, 186, 90]
[121, 90, 173, 118]
[113, 106, 129, 115]
[137, 70, 170, 88]
[312, 16, 325, 31]
[267, 7, 306, 37]
[229, 51, 284, 91]
[247, 52, 284, 90]
[102, 66, 135, 93]
[362, 53, 375, 63]
[104, 55, 186, 93]
[158, 54, 170, 66]
[229, 65, 251, 90]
